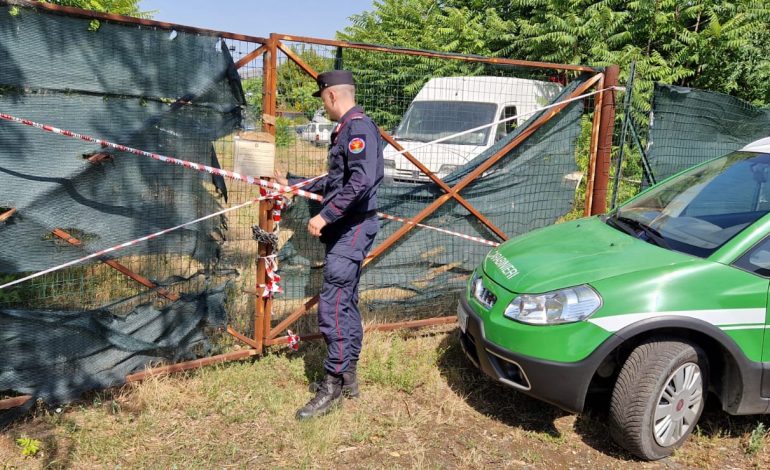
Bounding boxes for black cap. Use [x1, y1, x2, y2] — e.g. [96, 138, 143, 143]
[312, 70, 355, 97]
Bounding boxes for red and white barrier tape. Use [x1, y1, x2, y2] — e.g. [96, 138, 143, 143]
[0, 178, 312, 291]
[0, 85, 622, 294]
[286, 329, 301, 350]
[259, 256, 282, 298]
[378, 212, 499, 247]
[0, 113, 502, 254]
[0, 112, 327, 202]
[259, 187, 284, 223]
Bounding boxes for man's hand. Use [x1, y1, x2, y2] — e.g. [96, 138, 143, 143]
[308, 214, 327, 237]
[274, 162, 288, 186]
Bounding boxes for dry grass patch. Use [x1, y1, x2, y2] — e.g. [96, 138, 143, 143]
[4, 329, 770, 468]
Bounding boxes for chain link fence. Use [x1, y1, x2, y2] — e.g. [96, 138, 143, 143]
[0, 1, 615, 411]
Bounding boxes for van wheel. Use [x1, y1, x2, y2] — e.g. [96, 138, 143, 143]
[609, 338, 707, 460]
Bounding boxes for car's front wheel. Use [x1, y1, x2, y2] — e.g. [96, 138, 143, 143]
[609, 338, 708, 460]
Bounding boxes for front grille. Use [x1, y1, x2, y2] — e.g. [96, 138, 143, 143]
[394, 168, 430, 183]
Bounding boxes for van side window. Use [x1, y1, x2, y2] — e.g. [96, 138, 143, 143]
[495, 106, 518, 142]
[734, 235, 770, 277]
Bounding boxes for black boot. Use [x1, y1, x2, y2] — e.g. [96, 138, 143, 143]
[309, 361, 360, 398]
[296, 373, 342, 420]
[341, 361, 360, 399]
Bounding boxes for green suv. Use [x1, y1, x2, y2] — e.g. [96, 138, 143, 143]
[458, 137, 770, 460]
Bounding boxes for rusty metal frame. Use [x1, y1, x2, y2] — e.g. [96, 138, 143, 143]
[125, 349, 260, 382]
[249, 37, 615, 347]
[6, 0, 267, 43]
[275, 41, 509, 242]
[234, 44, 267, 70]
[0, 207, 16, 223]
[0, 1, 618, 410]
[0, 394, 32, 410]
[585, 65, 619, 216]
[51, 228, 180, 301]
[266, 316, 458, 346]
[246, 35, 280, 354]
[272, 34, 597, 73]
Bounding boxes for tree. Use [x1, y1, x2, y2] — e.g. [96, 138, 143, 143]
[275, 48, 334, 119]
[338, 0, 518, 128]
[341, 0, 770, 108]
[339, 0, 770, 213]
[500, 0, 770, 107]
[39, 0, 152, 31]
[41, 0, 151, 17]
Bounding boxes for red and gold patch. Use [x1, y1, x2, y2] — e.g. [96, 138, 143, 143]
[348, 137, 366, 154]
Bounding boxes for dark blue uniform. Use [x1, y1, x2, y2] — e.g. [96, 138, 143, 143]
[291, 105, 383, 375]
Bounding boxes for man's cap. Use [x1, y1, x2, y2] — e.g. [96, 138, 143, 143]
[312, 70, 355, 97]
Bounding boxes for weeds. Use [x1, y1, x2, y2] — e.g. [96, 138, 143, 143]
[2, 330, 769, 468]
[746, 422, 767, 455]
[15, 436, 40, 457]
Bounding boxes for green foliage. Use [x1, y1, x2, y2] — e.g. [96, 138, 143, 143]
[344, 0, 770, 111]
[41, 0, 152, 18]
[504, 0, 770, 124]
[274, 116, 296, 148]
[40, 0, 153, 32]
[338, 0, 518, 129]
[244, 50, 332, 128]
[276, 48, 333, 118]
[15, 436, 41, 457]
[241, 76, 263, 126]
[0, 274, 33, 305]
[340, 0, 770, 210]
[745, 421, 766, 455]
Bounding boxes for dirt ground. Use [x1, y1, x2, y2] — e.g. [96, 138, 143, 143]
[2, 327, 770, 469]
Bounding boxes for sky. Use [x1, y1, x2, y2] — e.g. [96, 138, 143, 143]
[139, 0, 375, 40]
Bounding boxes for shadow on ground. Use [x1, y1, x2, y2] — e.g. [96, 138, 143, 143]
[435, 329, 636, 460]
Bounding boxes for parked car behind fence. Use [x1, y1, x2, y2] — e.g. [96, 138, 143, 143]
[299, 122, 335, 147]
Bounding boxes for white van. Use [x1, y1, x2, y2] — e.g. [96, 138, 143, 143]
[299, 122, 335, 147]
[384, 76, 562, 183]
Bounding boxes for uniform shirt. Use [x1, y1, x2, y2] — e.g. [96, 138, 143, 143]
[291, 105, 384, 225]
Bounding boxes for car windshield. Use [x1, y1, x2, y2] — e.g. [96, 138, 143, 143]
[610, 151, 770, 258]
[395, 101, 496, 145]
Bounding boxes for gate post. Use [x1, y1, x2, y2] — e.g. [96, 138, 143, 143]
[585, 64, 619, 216]
[253, 35, 279, 353]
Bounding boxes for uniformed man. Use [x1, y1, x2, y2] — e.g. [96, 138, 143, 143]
[275, 70, 384, 420]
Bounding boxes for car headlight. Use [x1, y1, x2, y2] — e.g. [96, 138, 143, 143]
[470, 272, 496, 309]
[384, 158, 396, 169]
[503, 285, 601, 325]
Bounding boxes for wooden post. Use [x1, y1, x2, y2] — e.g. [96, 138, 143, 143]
[253, 35, 279, 353]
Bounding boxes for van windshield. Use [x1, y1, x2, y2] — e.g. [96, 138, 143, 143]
[395, 101, 496, 145]
[608, 151, 770, 258]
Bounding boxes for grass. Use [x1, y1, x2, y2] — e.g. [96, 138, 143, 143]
[747, 422, 767, 455]
[3, 327, 770, 469]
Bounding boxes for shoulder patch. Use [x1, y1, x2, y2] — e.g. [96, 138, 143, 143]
[348, 136, 366, 154]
